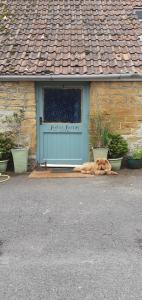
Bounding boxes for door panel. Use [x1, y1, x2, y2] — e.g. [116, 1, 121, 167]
[37, 83, 89, 165]
[42, 132, 82, 164]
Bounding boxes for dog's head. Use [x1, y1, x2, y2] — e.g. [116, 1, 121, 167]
[95, 158, 110, 170]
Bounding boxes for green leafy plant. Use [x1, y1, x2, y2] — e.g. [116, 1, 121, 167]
[129, 148, 142, 159]
[108, 133, 128, 159]
[0, 132, 15, 160]
[4, 109, 25, 148]
[90, 113, 111, 148]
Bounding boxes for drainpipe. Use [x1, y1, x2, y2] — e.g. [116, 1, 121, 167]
[0, 73, 142, 81]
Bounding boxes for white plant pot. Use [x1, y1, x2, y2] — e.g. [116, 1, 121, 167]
[0, 160, 8, 173]
[109, 157, 123, 171]
[11, 148, 28, 173]
[92, 147, 108, 161]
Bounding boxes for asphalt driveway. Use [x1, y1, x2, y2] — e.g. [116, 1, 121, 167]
[0, 170, 142, 300]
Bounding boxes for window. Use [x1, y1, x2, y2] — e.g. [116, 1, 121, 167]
[135, 8, 142, 22]
[44, 88, 81, 123]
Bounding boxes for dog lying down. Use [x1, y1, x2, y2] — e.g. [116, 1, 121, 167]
[73, 159, 118, 175]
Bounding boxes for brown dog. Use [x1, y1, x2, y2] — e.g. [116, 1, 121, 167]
[74, 159, 118, 175]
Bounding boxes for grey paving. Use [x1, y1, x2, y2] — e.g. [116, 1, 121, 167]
[0, 170, 142, 300]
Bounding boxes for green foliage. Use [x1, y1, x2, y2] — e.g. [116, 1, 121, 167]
[4, 109, 25, 147]
[108, 133, 128, 159]
[130, 148, 142, 159]
[4, 109, 24, 131]
[91, 113, 111, 148]
[0, 132, 15, 160]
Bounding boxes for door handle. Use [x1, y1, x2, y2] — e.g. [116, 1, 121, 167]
[39, 117, 42, 125]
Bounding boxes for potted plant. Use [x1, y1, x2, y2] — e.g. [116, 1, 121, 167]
[0, 132, 15, 172]
[4, 109, 29, 173]
[0, 150, 8, 173]
[127, 148, 142, 169]
[108, 133, 128, 170]
[90, 113, 110, 161]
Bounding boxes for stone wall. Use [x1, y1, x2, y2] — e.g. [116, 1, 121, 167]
[90, 81, 142, 150]
[0, 80, 142, 161]
[0, 81, 36, 156]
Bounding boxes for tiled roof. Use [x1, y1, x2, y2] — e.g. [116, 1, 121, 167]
[0, 0, 142, 76]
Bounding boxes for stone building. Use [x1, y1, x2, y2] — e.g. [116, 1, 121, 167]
[0, 1, 142, 165]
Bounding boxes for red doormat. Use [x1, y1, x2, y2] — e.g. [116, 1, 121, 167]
[29, 168, 93, 179]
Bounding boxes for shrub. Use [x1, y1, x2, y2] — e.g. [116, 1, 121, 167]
[108, 134, 128, 159]
[4, 109, 25, 147]
[0, 132, 15, 160]
[130, 148, 142, 159]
